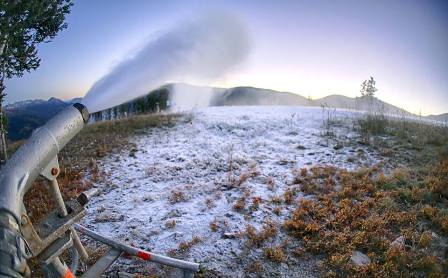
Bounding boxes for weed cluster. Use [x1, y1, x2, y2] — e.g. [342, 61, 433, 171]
[284, 160, 448, 276]
[244, 221, 278, 248]
[264, 246, 286, 263]
[357, 114, 448, 152]
[168, 236, 202, 258]
[168, 190, 187, 204]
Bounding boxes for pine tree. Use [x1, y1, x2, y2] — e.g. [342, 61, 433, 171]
[0, 0, 72, 165]
[360, 76, 377, 97]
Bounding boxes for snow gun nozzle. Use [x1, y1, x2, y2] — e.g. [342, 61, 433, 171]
[72, 103, 90, 123]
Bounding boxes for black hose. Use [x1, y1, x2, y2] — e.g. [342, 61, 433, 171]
[69, 246, 79, 274]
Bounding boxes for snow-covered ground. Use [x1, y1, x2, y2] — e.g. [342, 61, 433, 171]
[81, 106, 387, 277]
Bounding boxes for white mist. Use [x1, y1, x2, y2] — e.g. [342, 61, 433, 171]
[82, 13, 251, 113]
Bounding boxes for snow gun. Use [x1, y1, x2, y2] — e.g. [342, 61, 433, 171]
[0, 103, 199, 277]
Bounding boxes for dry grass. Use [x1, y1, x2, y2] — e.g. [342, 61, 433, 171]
[168, 190, 187, 204]
[266, 176, 276, 191]
[244, 220, 278, 248]
[249, 196, 262, 211]
[283, 188, 297, 204]
[165, 220, 177, 229]
[210, 219, 218, 232]
[233, 196, 247, 212]
[284, 159, 448, 277]
[231, 164, 259, 188]
[245, 260, 263, 275]
[264, 246, 285, 263]
[357, 114, 448, 161]
[168, 236, 202, 258]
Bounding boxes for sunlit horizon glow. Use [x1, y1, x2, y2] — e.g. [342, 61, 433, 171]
[5, 0, 448, 116]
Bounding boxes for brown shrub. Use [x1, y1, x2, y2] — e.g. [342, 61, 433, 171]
[264, 246, 285, 263]
[233, 197, 246, 212]
[284, 159, 448, 277]
[168, 190, 186, 204]
[250, 196, 262, 211]
[245, 261, 263, 274]
[165, 220, 176, 229]
[266, 177, 276, 191]
[245, 221, 278, 247]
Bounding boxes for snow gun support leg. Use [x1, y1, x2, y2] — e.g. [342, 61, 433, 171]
[74, 224, 200, 278]
[0, 103, 200, 277]
[0, 103, 89, 278]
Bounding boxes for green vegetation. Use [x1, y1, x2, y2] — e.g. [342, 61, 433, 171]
[0, 0, 73, 163]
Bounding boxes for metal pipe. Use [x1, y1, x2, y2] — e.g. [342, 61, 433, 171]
[43, 257, 75, 278]
[74, 224, 200, 273]
[0, 103, 88, 277]
[48, 179, 89, 261]
[77, 187, 100, 206]
[49, 179, 67, 218]
[81, 249, 122, 278]
[0, 103, 89, 221]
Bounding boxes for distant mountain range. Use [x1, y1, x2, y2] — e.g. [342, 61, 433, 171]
[4, 84, 447, 140]
[5, 97, 68, 141]
[425, 113, 448, 122]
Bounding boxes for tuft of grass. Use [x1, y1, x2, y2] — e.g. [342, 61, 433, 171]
[168, 236, 202, 258]
[210, 220, 218, 232]
[245, 260, 263, 274]
[165, 220, 176, 229]
[284, 159, 448, 277]
[249, 196, 262, 211]
[168, 190, 187, 204]
[245, 220, 278, 248]
[233, 196, 247, 212]
[264, 246, 285, 263]
[357, 114, 388, 137]
[283, 188, 298, 204]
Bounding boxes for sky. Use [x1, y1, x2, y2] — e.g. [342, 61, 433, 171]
[5, 0, 448, 115]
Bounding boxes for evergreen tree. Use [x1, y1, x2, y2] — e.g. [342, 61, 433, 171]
[360, 76, 377, 97]
[0, 0, 72, 164]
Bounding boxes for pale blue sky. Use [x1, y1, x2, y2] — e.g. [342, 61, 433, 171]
[5, 0, 448, 115]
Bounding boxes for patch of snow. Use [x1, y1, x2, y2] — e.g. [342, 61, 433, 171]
[350, 251, 371, 267]
[81, 106, 385, 276]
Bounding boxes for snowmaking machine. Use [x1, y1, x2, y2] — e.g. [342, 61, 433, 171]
[0, 103, 199, 277]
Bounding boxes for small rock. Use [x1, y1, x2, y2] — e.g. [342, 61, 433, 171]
[162, 209, 182, 220]
[390, 235, 405, 248]
[350, 251, 371, 266]
[333, 143, 343, 150]
[222, 232, 236, 239]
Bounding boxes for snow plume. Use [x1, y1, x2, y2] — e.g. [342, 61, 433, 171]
[82, 13, 251, 113]
[169, 83, 221, 112]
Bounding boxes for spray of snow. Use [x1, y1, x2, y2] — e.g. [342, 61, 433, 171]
[169, 83, 220, 111]
[82, 13, 251, 113]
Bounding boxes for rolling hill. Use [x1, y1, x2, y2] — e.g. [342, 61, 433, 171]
[5, 84, 446, 140]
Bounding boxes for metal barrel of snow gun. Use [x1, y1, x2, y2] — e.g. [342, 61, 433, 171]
[0, 103, 89, 277]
